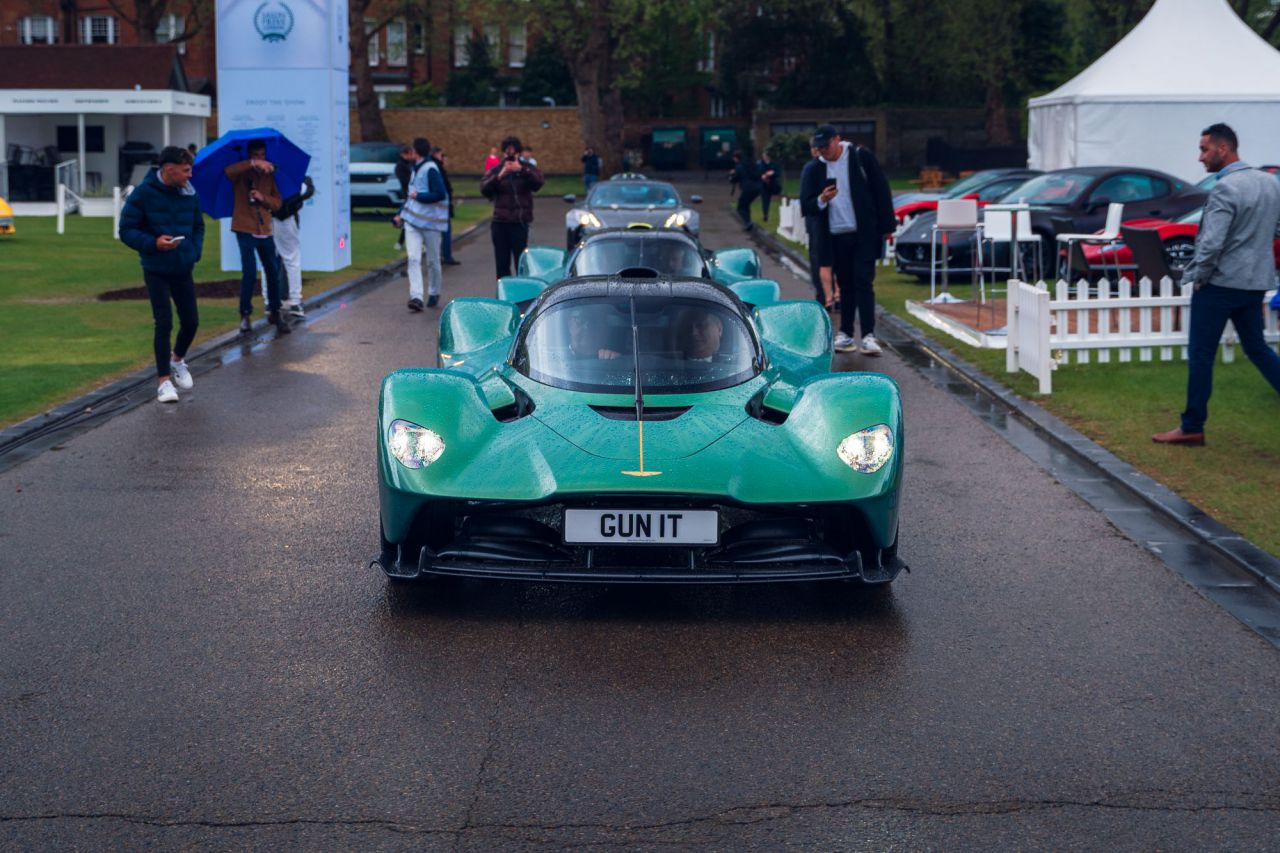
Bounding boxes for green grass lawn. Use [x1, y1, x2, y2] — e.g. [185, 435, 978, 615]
[757, 213, 1280, 557]
[0, 206, 490, 429]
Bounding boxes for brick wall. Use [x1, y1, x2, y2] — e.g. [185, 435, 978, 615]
[365, 107, 583, 176]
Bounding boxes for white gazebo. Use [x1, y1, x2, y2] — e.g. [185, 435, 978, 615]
[0, 45, 210, 214]
[1028, 0, 1280, 182]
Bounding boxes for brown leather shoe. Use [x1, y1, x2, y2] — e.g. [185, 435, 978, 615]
[1152, 427, 1205, 446]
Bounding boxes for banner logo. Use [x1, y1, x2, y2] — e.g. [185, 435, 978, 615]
[254, 2, 294, 42]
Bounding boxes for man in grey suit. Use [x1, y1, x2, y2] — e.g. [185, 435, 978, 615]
[1153, 123, 1280, 445]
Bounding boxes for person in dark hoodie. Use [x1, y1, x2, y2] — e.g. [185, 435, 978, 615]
[118, 145, 204, 404]
[480, 136, 545, 278]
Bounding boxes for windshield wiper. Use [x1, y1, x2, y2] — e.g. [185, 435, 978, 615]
[622, 294, 661, 478]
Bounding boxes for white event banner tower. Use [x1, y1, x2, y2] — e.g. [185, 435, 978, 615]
[215, 0, 351, 272]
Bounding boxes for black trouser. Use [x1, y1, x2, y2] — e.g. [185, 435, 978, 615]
[144, 269, 199, 378]
[736, 183, 762, 226]
[760, 189, 773, 221]
[830, 232, 879, 338]
[491, 220, 529, 278]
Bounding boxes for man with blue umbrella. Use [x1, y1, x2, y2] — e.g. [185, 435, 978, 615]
[192, 128, 310, 334]
[225, 138, 288, 333]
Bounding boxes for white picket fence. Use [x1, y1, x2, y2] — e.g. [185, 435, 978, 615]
[1007, 277, 1280, 393]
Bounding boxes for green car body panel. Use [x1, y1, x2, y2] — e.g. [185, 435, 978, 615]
[376, 276, 904, 585]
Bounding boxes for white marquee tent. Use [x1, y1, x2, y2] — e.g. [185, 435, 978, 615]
[1028, 0, 1280, 182]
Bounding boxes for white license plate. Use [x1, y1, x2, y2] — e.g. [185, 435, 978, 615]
[564, 509, 718, 545]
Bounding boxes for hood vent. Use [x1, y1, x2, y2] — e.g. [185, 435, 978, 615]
[589, 405, 690, 422]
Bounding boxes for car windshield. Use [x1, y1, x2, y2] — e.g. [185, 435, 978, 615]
[1009, 172, 1095, 206]
[351, 143, 402, 164]
[514, 295, 759, 394]
[570, 238, 705, 277]
[588, 183, 681, 209]
[943, 170, 1001, 198]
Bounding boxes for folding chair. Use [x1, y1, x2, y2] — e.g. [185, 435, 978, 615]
[930, 198, 981, 303]
[1056, 202, 1125, 282]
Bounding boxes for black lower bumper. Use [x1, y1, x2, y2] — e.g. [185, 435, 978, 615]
[373, 500, 903, 585]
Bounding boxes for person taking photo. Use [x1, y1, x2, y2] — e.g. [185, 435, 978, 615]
[225, 138, 288, 334]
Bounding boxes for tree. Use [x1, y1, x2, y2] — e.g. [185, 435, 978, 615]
[716, 0, 880, 114]
[517, 39, 577, 107]
[446, 33, 503, 106]
[102, 0, 212, 44]
[350, 0, 417, 142]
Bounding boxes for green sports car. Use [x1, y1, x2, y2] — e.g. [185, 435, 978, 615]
[495, 227, 778, 311]
[374, 274, 905, 586]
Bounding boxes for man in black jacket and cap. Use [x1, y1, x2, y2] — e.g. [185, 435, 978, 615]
[800, 124, 895, 355]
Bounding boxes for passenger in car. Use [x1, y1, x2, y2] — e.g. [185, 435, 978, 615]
[568, 311, 622, 360]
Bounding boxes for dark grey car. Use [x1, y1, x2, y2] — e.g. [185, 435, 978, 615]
[564, 180, 702, 249]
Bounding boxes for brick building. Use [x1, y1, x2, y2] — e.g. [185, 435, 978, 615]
[1, 1, 218, 95]
[357, 7, 537, 106]
[0, 1, 542, 106]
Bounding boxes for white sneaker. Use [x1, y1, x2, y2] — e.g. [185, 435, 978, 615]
[833, 332, 858, 352]
[860, 334, 883, 357]
[170, 360, 193, 390]
[156, 380, 179, 403]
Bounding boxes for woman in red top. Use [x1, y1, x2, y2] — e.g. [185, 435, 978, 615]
[482, 146, 501, 173]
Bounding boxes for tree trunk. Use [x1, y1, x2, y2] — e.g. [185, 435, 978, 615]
[984, 82, 1012, 146]
[565, 0, 617, 173]
[877, 0, 894, 102]
[350, 10, 389, 142]
[601, 85, 625, 173]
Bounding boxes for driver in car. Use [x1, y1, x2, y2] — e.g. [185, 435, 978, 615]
[568, 310, 622, 360]
[675, 308, 724, 363]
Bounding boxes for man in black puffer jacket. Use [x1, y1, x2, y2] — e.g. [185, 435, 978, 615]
[118, 145, 205, 404]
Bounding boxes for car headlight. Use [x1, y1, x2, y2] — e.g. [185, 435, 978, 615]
[836, 424, 894, 474]
[664, 210, 691, 228]
[387, 419, 446, 469]
[577, 211, 603, 228]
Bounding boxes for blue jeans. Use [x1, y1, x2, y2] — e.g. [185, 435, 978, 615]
[1182, 284, 1280, 432]
[235, 231, 282, 316]
[584, 174, 598, 192]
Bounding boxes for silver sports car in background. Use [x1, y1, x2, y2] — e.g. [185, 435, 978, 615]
[564, 180, 702, 249]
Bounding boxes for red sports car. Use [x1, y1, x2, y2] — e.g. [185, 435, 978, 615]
[894, 168, 1040, 228]
[1082, 204, 1280, 278]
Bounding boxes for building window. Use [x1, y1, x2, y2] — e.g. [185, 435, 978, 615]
[697, 32, 715, 73]
[483, 24, 499, 61]
[155, 14, 186, 54]
[413, 22, 427, 55]
[20, 16, 57, 44]
[365, 18, 380, 65]
[453, 25, 470, 66]
[508, 22, 526, 67]
[80, 15, 117, 44]
[386, 19, 407, 66]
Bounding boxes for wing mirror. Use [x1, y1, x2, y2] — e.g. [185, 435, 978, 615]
[690, 195, 704, 204]
[562, 194, 577, 203]
[1088, 196, 1112, 213]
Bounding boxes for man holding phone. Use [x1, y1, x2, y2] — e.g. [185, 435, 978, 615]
[799, 124, 895, 355]
[480, 136, 545, 278]
[118, 145, 204, 403]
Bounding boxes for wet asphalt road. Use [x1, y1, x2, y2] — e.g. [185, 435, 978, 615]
[2, 182, 1279, 849]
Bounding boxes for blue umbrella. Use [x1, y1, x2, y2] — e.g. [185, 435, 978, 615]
[191, 127, 311, 219]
